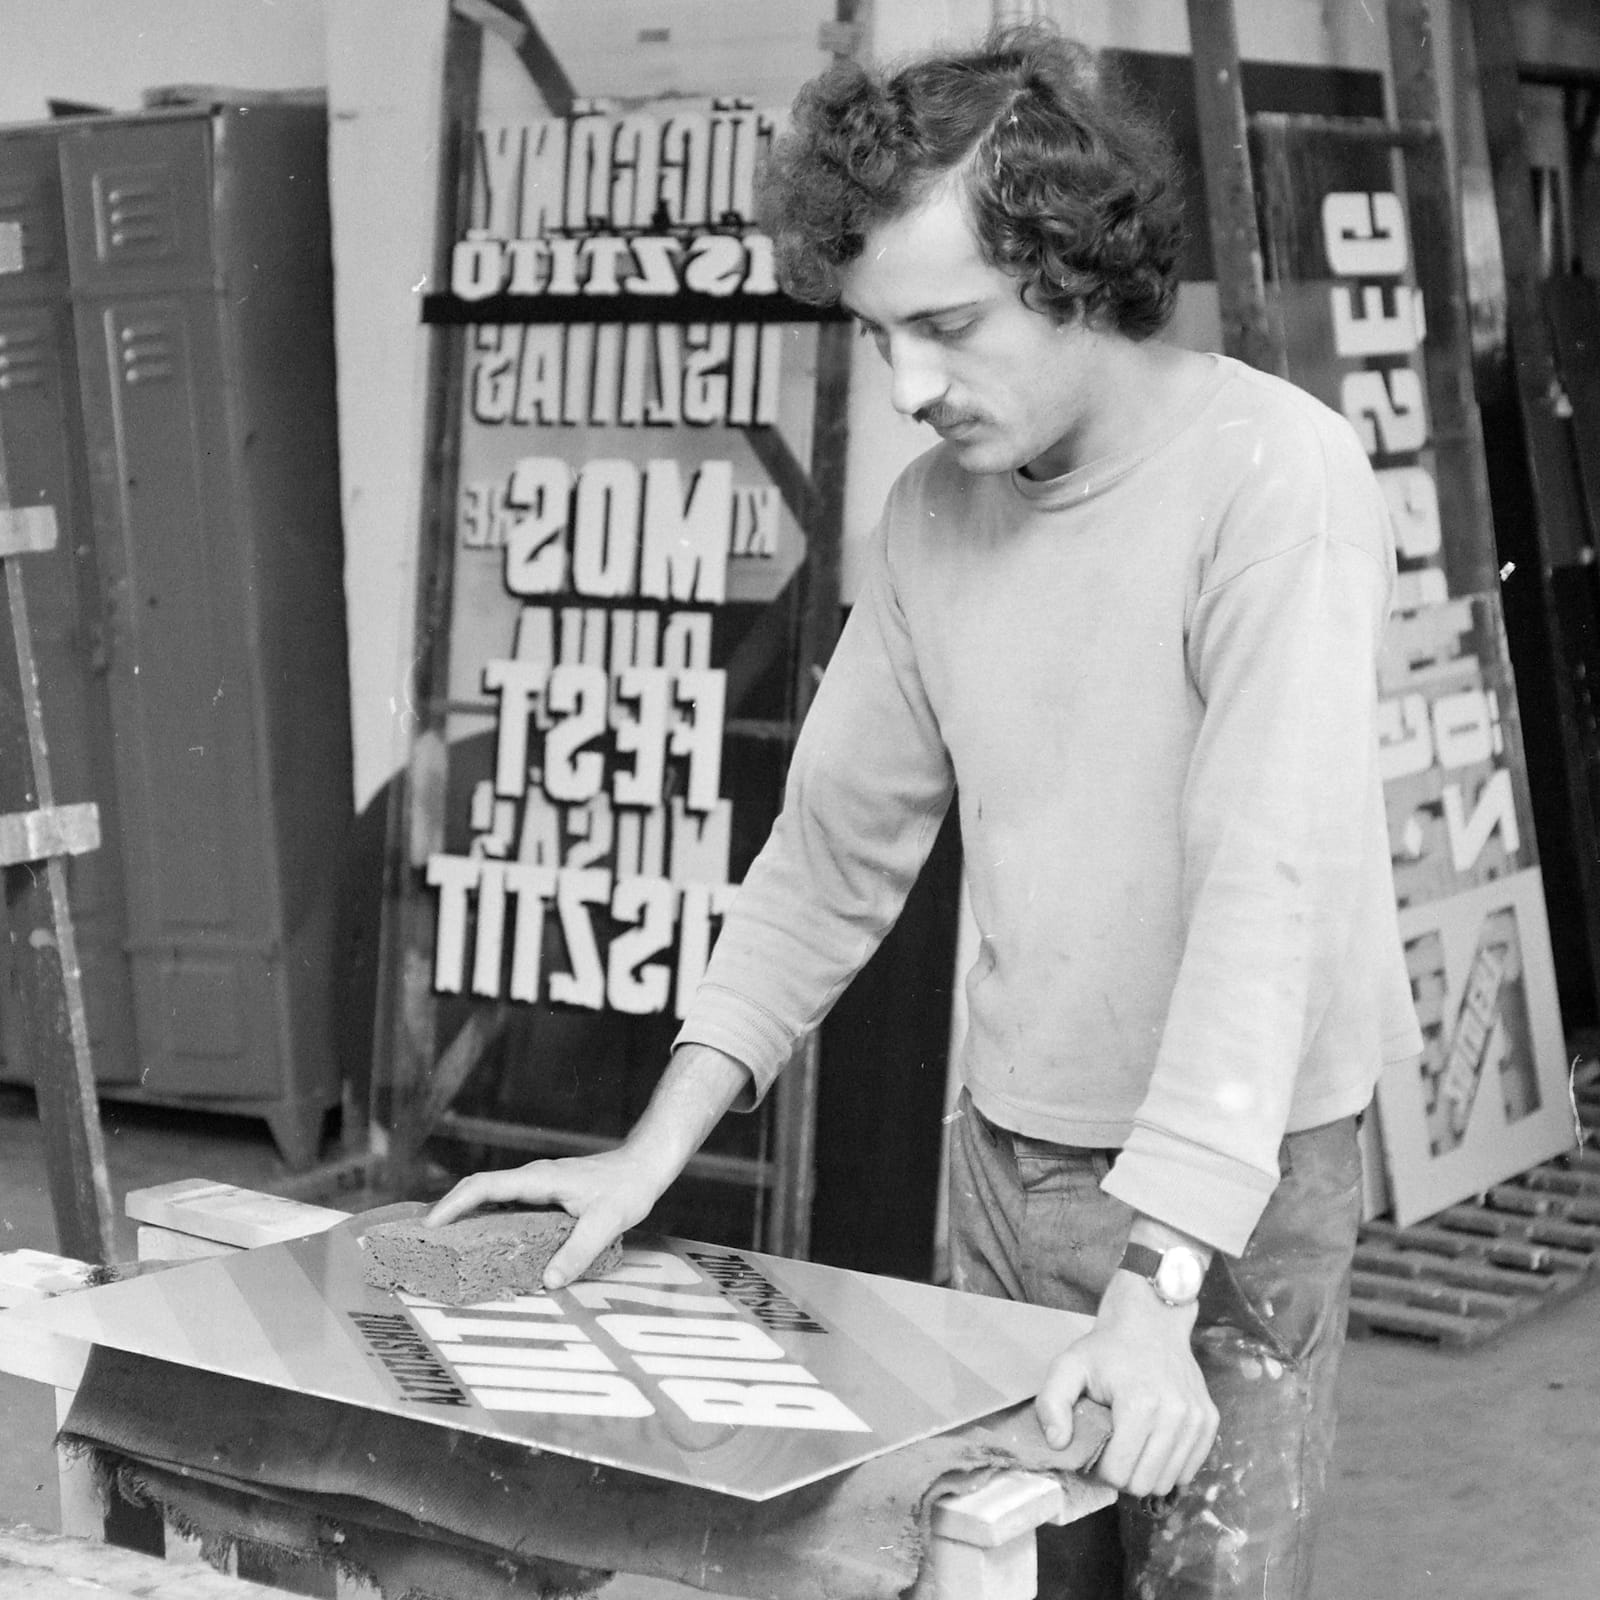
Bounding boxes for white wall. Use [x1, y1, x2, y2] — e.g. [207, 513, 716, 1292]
[325, 0, 451, 813]
[0, 0, 327, 122]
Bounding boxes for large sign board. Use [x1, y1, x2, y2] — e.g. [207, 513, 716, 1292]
[418, 72, 829, 1029]
[0, 1211, 1091, 1501]
[376, 13, 859, 1215]
[1257, 129, 1575, 1220]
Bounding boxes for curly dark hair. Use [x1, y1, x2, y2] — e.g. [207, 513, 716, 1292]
[759, 23, 1185, 338]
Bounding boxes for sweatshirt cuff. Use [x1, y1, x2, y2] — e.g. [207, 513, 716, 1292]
[672, 986, 797, 1111]
[1101, 1124, 1280, 1257]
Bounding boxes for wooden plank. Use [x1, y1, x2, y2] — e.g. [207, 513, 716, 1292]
[135, 1224, 238, 1262]
[124, 1179, 348, 1249]
[0, 503, 58, 558]
[0, 1248, 95, 1307]
[0, 801, 100, 867]
[1489, 1182, 1600, 1227]
[1386, 0, 1501, 597]
[1185, 0, 1284, 376]
[1349, 1191, 1600, 1347]
[1350, 1268, 1523, 1319]
[1438, 1203, 1600, 1260]
[931, 1472, 1071, 1549]
[1347, 1296, 1502, 1347]
[53, 1387, 103, 1540]
[1355, 1240, 1565, 1296]
[1360, 1217, 1586, 1275]
[1522, 1164, 1600, 1199]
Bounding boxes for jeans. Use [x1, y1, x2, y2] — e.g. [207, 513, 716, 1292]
[947, 1090, 1362, 1600]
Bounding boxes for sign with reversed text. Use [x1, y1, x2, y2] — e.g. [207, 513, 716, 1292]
[0, 1210, 1090, 1500]
[421, 79, 827, 1026]
[1256, 127, 1575, 1220]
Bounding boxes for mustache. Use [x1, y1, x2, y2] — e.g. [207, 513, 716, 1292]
[916, 404, 975, 429]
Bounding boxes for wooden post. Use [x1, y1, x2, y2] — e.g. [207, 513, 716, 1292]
[0, 434, 116, 1264]
[1184, 0, 1285, 376]
[1387, 0, 1503, 600]
[375, 2, 487, 1198]
[1465, 0, 1600, 1009]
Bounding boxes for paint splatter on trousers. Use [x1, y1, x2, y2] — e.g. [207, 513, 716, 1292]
[947, 1091, 1362, 1599]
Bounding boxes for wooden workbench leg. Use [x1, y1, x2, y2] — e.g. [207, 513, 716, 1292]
[54, 1386, 101, 1540]
[929, 1472, 1078, 1600]
[930, 1530, 1040, 1600]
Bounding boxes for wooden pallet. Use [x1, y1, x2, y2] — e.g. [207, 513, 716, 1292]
[1349, 1071, 1600, 1347]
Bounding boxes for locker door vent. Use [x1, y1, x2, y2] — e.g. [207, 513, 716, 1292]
[118, 315, 177, 386]
[0, 314, 48, 391]
[91, 166, 180, 264]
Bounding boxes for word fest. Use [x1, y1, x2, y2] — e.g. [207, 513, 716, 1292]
[430, 461, 752, 1017]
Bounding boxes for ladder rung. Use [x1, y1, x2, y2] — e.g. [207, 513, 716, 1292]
[0, 505, 58, 559]
[1249, 111, 1439, 146]
[0, 802, 101, 867]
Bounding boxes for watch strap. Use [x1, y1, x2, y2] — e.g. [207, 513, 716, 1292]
[1118, 1241, 1164, 1281]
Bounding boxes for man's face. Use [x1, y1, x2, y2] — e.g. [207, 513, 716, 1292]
[838, 177, 1092, 480]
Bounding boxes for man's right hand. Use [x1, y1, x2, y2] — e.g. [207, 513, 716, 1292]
[425, 1144, 673, 1289]
[422, 1042, 754, 1290]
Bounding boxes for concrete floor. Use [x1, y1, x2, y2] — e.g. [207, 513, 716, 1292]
[1, 1081, 1596, 1599]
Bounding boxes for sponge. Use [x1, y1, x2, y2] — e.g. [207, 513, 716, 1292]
[360, 1209, 622, 1305]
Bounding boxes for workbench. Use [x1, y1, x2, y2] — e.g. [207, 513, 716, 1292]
[0, 1183, 1115, 1600]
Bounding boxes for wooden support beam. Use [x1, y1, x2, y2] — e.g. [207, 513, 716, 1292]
[386, 1005, 507, 1173]
[1386, 0, 1502, 600]
[1469, 0, 1594, 569]
[1185, 0, 1284, 376]
[373, 8, 484, 1198]
[453, 0, 577, 115]
[1465, 0, 1600, 1012]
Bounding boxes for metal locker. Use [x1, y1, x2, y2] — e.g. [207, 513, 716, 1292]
[55, 101, 352, 1166]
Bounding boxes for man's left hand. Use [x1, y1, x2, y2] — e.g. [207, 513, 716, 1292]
[1035, 1269, 1220, 1498]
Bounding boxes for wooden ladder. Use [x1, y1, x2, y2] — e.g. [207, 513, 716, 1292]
[0, 428, 115, 1263]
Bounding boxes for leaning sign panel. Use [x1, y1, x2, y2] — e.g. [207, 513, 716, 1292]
[0, 1209, 1089, 1501]
[1252, 121, 1575, 1222]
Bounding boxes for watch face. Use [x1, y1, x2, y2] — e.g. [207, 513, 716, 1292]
[1154, 1247, 1205, 1305]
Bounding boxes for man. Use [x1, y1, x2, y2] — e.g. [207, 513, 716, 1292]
[430, 24, 1422, 1596]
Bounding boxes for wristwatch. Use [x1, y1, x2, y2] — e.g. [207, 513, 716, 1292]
[1118, 1241, 1207, 1307]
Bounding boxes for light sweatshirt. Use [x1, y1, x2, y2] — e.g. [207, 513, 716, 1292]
[677, 354, 1424, 1255]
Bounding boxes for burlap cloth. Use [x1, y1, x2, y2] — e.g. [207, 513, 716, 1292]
[61, 1345, 1112, 1600]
